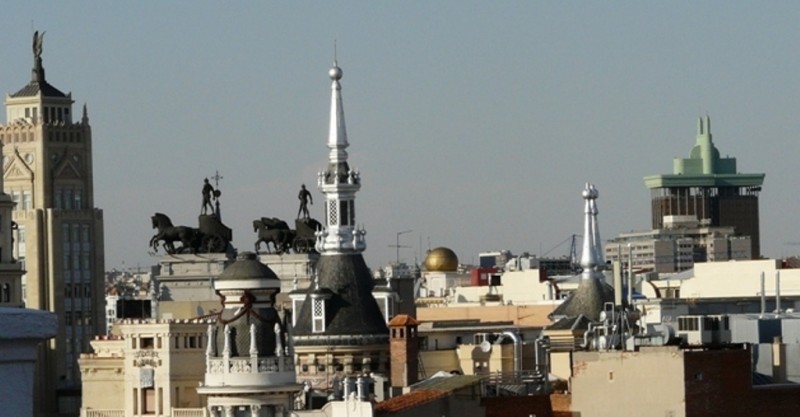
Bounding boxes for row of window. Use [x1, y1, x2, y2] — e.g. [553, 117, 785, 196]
[63, 223, 92, 243]
[55, 189, 84, 210]
[64, 283, 92, 299]
[64, 311, 93, 326]
[63, 253, 93, 273]
[23, 106, 70, 123]
[135, 335, 206, 350]
[325, 200, 355, 227]
[9, 191, 32, 210]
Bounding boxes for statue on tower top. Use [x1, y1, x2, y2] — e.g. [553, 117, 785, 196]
[33, 31, 45, 59]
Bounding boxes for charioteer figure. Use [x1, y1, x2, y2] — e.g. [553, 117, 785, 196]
[297, 184, 313, 219]
[201, 178, 215, 215]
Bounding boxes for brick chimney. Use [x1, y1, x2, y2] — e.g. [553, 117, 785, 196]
[389, 314, 420, 389]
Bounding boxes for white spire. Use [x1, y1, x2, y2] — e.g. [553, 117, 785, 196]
[579, 183, 603, 280]
[327, 61, 348, 162]
[316, 59, 367, 254]
[589, 184, 605, 266]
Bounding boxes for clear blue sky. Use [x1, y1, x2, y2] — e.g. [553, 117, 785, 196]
[2, 2, 800, 271]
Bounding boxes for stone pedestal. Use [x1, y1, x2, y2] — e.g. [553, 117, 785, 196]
[0, 307, 57, 417]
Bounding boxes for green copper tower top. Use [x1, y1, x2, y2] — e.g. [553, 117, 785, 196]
[643, 116, 765, 258]
[644, 116, 764, 189]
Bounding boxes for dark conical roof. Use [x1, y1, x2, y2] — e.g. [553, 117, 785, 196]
[293, 253, 388, 341]
[11, 79, 66, 98]
[218, 252, 278, 281]
[549, 277, 615, 322]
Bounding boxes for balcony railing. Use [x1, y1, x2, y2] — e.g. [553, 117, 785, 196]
[172, 408, 208, 417]
[82, 410, 124, 417]
[82, 408, 208, 417]
[207, 356, 294, 374]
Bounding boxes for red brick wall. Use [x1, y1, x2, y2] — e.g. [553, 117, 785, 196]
[684, 347, 800, 417]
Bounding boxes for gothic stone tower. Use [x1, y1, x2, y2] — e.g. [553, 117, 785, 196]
[292, 61, 389, 391]
[0, 32, 105, 412]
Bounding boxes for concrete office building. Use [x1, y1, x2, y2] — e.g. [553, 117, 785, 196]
[1, 33, 105, 413]
[604, 216, 752, 274]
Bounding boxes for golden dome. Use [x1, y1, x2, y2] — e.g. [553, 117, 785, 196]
[423, 247, 459, 272]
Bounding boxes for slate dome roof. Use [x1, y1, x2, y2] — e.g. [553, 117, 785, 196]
[218, 251, 278, 281]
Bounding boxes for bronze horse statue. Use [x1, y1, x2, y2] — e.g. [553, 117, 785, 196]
[253, 217, 294, 254]
[150, 213, 201, 254]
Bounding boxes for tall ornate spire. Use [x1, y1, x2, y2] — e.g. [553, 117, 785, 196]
[316, 60, 366, 254]
[327, 61, 349, 159]
[589, 184, 605, 266]
[580, 183, 604, 280]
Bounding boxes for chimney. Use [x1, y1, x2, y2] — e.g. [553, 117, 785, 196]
[389, 314, 420, 393]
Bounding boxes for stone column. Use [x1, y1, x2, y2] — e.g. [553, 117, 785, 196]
[224, 405, 235, 417]
[250, 404, 261, 417]
[0, 308, 57, 417]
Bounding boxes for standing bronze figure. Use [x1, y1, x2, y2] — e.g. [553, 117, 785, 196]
[297, 184, 313, 219]
[201, 178, 215, 215]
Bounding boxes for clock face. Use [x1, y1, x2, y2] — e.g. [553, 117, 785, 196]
[25, 153, 33, 164]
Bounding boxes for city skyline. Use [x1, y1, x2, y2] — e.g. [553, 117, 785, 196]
[2, 3, 799, 271]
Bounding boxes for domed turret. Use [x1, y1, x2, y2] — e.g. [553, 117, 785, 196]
[423, 247, 459, 272]
[199, 252, 301, 406]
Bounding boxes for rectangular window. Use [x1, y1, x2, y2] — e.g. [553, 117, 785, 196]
[64, 190, 73, 210]
[312, 299, 325, 333]
[349, 201, 355, 225]
[55, 190, 63, 209]
[340, 200, 349, 226]
[141, 337, 155, 349]
[82, 254, 90, 271]
[328, 202, 338, 226]
[82, 225, 90, 242]
[74, 190, 83, 210]
[22, 191, 31, 209]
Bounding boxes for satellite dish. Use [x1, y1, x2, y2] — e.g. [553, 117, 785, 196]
[480, 340, 492, 353]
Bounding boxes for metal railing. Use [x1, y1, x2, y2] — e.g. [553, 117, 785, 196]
[172, 408, 208, 417]
[82, 410, 125, 417]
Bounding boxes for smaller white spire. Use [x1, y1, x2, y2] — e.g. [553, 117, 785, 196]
[327, 61, 349, 158]
[317, 59, 367, 254]
[579, 183, 604, 280]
